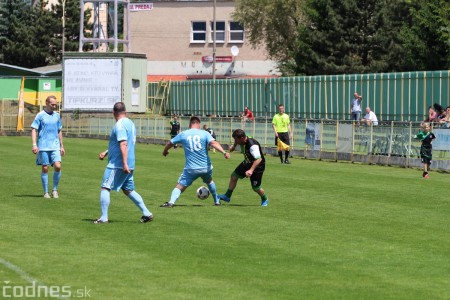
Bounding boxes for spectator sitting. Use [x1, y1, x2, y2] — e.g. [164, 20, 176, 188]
[439, 106, 450, 128]
[424, 105, 437, 122]
[243, 106, 255, 121]
[361, 107, 378, 126]
[434, 103, 446, 123]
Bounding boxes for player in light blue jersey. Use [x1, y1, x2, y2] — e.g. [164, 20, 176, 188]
[94, 102, 153, 224]
[31, 95, 65, 199]
[160, 116, 230, 207]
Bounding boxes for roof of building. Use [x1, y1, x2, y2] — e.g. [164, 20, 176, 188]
[0, 63, 62, 77]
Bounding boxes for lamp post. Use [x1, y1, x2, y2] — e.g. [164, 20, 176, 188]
[62, 0, 66, 55]
[212, 0, 216, 80]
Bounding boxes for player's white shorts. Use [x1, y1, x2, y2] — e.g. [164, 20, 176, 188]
[178, 168, 213, 187]
[101, 168, 135, 192]
[36, 150, 61, 166]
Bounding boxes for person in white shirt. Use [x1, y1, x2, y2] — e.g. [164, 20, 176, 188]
[362, 107, 378, 126]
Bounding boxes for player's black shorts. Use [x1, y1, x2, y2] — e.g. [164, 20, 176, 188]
[420, 148, 432, 165]
[275, 132, 290, 146]
[233, 162, 265, 188]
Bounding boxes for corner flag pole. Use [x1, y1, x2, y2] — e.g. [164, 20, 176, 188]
[16, 76, 25, 132]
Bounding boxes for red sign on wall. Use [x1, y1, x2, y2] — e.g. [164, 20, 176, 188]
[202, 56, 233, 63]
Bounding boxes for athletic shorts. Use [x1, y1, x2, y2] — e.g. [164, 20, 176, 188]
[420, 148, 432, 165]
[178, 168, 213, 187]
[233, 162, 265, 189]
[275, 132, 290, 146]
[36, 150, 61, 166]
[101, 168, 135, 192]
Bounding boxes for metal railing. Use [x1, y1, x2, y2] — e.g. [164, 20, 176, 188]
[2, 105, 450, 170]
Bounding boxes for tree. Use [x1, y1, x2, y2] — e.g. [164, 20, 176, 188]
[233, 0, 408, 75]
[303, 0, 411, 75]
[0, 0, 92, 67]
[0, 0, 34, 65]
[399, 0, 450, 70]
[233, 0, 307, 76]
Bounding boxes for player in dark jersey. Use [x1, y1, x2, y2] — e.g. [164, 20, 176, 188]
[169, 116, 181, 148]
[218, 129, 269, 206]
[414, 122, 436, 178]
[203, 124, 217, 153]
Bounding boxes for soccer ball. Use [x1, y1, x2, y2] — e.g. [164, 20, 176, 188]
[196, 186, 210, 200]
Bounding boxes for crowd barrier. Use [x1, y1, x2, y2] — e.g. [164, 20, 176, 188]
[2, 107, 449, 171]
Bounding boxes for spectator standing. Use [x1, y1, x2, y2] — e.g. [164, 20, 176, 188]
[350, 92, 363, 126]
[31, 95, 65, 199]
[272, 104, 292, 164]
[362, 107, 378, 126]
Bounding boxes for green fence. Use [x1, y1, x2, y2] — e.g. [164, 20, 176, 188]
[169, 71, 450, 121]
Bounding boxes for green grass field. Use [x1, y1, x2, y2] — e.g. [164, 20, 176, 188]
[0, 136, 449, 299]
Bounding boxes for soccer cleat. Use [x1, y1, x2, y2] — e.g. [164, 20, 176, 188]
[140, 215, 154, 223]
[52, 190, 59, 198]
[218, 194, 230, 203]
[284, 160, 291, 164]
[93, 218, 108, 224]
[424, 173, 430, 179]
[160, 202, 174, 208]
[43, 193, 51, 199]
[214, 202, 222, 206]
[261, 199, 269, 207]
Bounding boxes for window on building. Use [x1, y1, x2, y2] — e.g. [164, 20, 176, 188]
[191, 21, 206, 43]
[229, 21, 244, 43]
[210, 21, 225, 43]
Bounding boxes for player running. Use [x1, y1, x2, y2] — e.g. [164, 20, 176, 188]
[218, 129, 269, 206]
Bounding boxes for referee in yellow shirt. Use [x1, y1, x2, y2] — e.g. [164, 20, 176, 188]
[272, 104, 293, 164]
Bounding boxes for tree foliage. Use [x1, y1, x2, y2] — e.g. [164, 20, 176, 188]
[233, 0, 450, 75]
[0, 0, 92, 68]
[399, 0, 450, 70]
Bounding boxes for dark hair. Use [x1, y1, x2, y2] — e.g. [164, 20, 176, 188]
[113, 102, 126, 113]
[433, 103, 443, 112]
[232, 129, 246, 139]
[190, 116, 201, 125]
[278, 104, 284, 107]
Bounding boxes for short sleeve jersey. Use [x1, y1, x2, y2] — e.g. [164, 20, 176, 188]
[107, 118, 136, 170]
[170, 121, 180, 135]
[272, 113, 290, 133]
[172, 128, 214, 171]
[206, 128, 216, 139]
[415, 131, 436, 152]
[30, 110, 62, 151]
[351, 98, 362, 112]
[239, 137, 265, 169]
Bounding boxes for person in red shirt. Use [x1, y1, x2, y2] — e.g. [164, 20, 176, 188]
[243, 106, 254, 121]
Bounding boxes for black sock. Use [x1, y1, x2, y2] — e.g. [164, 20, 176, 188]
[285, 151, 290, 161]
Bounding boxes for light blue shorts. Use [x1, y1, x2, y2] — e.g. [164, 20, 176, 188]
[178, 168, 213, 187]
[36, 150, 61, 166]
[101, 168, 135, 192]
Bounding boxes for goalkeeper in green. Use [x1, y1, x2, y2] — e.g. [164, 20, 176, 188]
[414, 123, 436, 178]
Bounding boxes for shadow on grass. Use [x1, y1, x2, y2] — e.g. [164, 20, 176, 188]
[14, 194, 51, 198]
